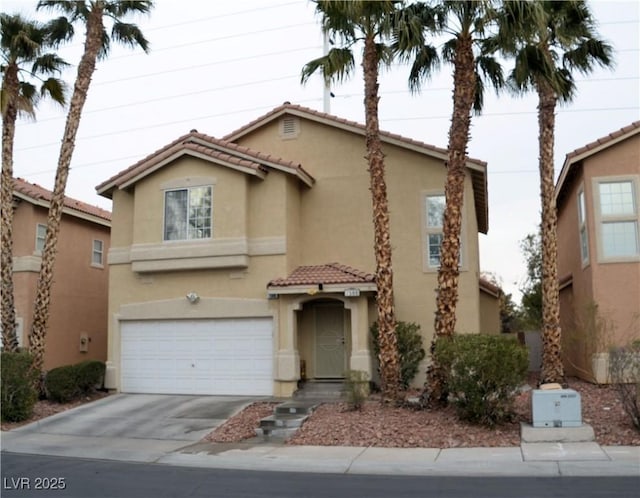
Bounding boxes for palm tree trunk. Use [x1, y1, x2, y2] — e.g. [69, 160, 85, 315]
[29, 5, 105, 373]
[1, 64, 19, 352]
[537, 79, 564, 385]
[362, 35, 401, 401]
[425, 35, 475, 405]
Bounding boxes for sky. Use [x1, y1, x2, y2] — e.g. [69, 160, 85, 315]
[5, 0, 640, 302]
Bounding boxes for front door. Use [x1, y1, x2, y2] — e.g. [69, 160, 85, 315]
[314, 304, 346, 378]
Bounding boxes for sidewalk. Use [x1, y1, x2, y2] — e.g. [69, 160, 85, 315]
[2, 427, 638, 477]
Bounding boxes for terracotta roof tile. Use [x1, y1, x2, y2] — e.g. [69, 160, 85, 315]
[13, 177, 111, 221]
[268, 263, 375, 287]
[565, 121, 640, 160]
[96, 130, 312, 194]
[556, 121, 640, 206]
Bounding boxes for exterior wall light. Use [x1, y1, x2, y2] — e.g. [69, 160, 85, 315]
[186, 292, 200, 304]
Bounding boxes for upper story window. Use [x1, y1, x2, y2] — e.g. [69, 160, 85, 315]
[164, 185, 212, 241]
[577, 188, 589, 265]
[423, 193, 464, 271]
[594, 177, 640, 261]
[92, 239, 104, 266]
[425, 194, 446, 268]
[35, 223, 46, 252]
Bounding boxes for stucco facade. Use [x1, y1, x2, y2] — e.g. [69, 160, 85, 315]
[97, 104, 495, 396]
[9, 179, 111, 370]
[556, 122, 640, 382]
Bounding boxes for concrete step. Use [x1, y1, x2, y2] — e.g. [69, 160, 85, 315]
[293, 381, 346, 401]
[255, 401, 320, 441]
[259, 414, 307, 429]
[274, 401, 317, 416]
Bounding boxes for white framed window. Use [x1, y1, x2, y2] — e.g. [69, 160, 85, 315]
[163, 185, 212, 241]
[92, 239, 104, 266]
[422, 192, 464, 271]
[577, 187, 589, 265]
[35, 223, 46, 253]
[425, 194, 446, 268]
[593, 176, 640, 262]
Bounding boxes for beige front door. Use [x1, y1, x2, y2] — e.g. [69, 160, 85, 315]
[314, 304, 346, 378]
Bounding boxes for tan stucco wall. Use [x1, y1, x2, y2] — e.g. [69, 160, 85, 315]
[479, 290, 501, 334]
[557, 134, 640, 380]
[12, 200, 110, 370]
[235, 117, 483, 357]
[104, 114, 486, 392]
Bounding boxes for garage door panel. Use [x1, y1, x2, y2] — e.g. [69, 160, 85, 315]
[121, 318, 273, 395]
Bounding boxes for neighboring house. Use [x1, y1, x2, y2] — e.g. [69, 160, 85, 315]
[96, 103, 498, 397]
[9, 178, 111, 370]
[555, 121, 640, 383]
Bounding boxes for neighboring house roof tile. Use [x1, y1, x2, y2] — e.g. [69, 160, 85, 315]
[479, 277, 501, 298]
[224, 102, 488, 234]
[13, 177, 111, 224]
[555, 121, 640, 207]
[268, 263, 375, 287]
[96, 130, 314, 197]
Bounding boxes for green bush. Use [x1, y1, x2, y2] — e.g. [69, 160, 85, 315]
[45, 365, 81, 403]
[75, 360, 105, 392]
[435, 334, 528, 427]
[1, 351, 38, 422]
[371, 321, 426, 389]
[45, 360, 106, 403]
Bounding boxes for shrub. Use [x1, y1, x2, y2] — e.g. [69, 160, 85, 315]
[435, 334, 528, 427]
[609, 341, 640, 431]
[75, 360, 105, 393]
[45, 365, 81, 403]
[371, 321, 426, 389]
[1, 351, 38, 422]
[344, 370, 370, 411]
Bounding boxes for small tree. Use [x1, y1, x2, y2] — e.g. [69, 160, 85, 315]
[518, 231, 542, 330]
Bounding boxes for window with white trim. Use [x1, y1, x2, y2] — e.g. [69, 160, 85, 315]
[92, 239, 104, 266]
[35, 223, 46, 252]
[163, 185, 212, 241]
[425, 194, 446, 268]
[595, 178, 640, 260]
[577, 188, 589, 264]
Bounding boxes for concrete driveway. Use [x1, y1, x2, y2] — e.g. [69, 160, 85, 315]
[1, 394, 265, 462]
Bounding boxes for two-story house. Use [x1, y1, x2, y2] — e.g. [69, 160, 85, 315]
[556, 121, 640, 382]
[96, 103, 497, 397]
[10, 178, 111, 370]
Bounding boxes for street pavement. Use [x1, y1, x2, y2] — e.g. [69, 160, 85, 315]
[1, 394, 638, 477]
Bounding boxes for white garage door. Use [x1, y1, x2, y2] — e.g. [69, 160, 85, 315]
[120, 318, 273, 395]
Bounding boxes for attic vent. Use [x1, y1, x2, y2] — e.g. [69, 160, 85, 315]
[280, 116, 299, 139]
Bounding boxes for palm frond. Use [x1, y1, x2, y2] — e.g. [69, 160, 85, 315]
[407, 44, 440, 93]
[39, 76, 67, 106]
[301, 48, 355, 85]
[31, 53, 69, 75]
[110, 22, 150, 54]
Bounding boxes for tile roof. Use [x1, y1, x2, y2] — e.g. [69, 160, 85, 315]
[224, 102, 488, 234]
[96, 130, 313, 196]
[555, 121, 640, 206]
[268, 263, 375, 287]
[13, 177, 111, 222]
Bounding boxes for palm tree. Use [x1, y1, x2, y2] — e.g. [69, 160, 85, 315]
[495, 0, 613, 384]
[396, 1, 504, 404]
[29, 0, 153, 373]
[1, 13, 68, 352]
[301, 0, 403, 400]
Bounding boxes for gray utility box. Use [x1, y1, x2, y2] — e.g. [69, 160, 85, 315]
[531, 389, 582, 428]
